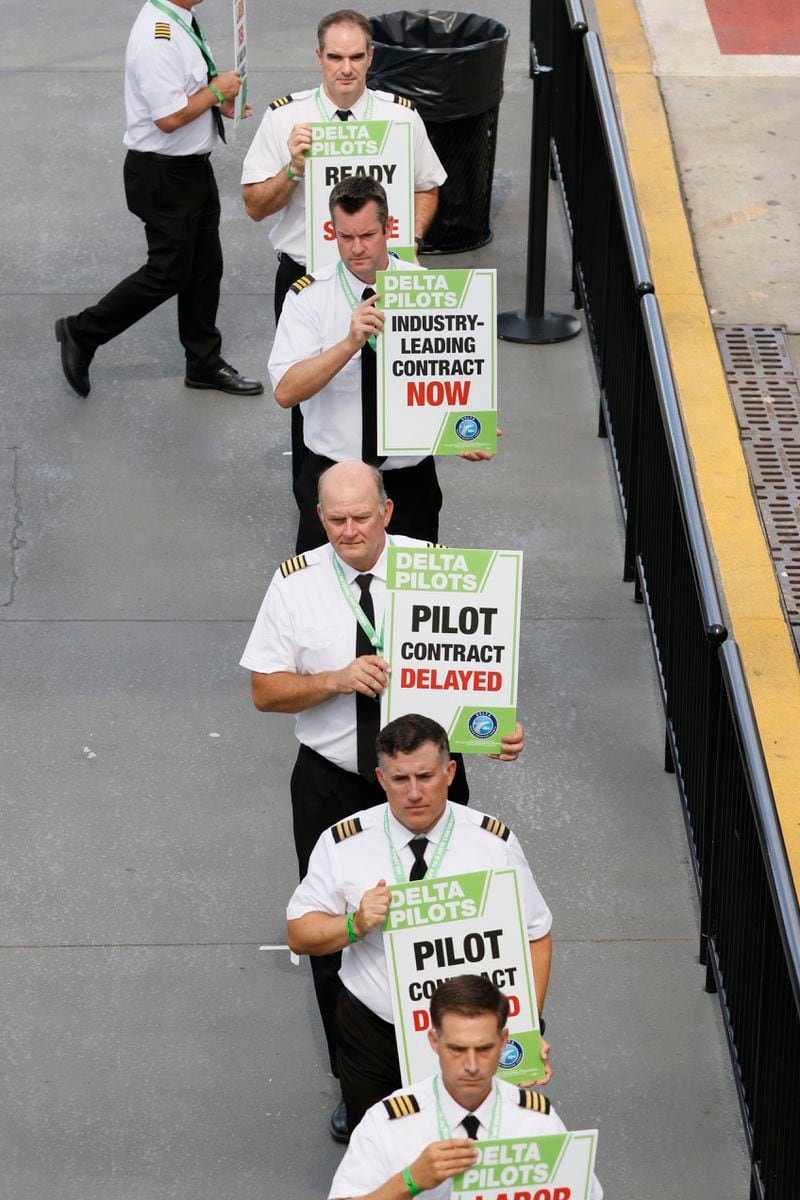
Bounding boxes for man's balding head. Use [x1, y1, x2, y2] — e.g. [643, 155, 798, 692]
[317, 461, 393, 571]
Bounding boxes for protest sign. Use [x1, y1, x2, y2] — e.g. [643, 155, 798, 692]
[305, 120, 414, 271]
[382, 545, 522, 755]
[376, 267, 497, 456]
[231, 0, 248, 129]
[452, 1131, 599, 1200]
[384, 868, 544, 1087]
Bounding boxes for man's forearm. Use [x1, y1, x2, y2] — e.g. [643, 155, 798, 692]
[331, 1173, 415, 1200]
[288, 912, 355, 956]
[242, 172, 299, 222]
[251, 670, 341, 713]
[530, 933, 552, 1015]
[155, 85, 220, 133]
[273, 337, 357, 408]
[413, 187, 439, 237]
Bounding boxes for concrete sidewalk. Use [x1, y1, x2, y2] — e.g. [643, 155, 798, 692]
[2, 2, 747, 1196]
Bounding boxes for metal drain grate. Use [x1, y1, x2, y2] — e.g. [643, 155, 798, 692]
[717, 325, 800, 655]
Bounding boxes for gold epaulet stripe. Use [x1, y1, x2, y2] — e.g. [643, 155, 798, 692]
[290, 275, 315, 294]
[393, 94, 415, 109]
[481, 815, 511, 841]
[383, 1093, 421, 1119]
[519, 1089, 551, 1113]
[426, 542, 448, 548]
[154, 22, 171, 39]
[269, 95, 294, 109]
[331, 816, 364, 844]
[279, 554, 308, 578]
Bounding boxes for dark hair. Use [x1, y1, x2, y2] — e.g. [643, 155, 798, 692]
[376, 714, 450, 766]
[430, 976, 510, 1034]
[317, 10, 372, 52]
[329, 176, 389, 228]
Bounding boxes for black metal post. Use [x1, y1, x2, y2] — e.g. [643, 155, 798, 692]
[498, 51, 581, 345]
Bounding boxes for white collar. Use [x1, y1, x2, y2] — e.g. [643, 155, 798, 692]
[331, 539, 389, 585]
[437, 1073, 498, 1136]
[387, 802, 452, 849]
[319, 86, 369, 119]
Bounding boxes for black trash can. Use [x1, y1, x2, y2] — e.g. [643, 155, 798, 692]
[368, 10, 509, 253]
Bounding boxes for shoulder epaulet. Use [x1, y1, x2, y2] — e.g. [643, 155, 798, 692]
[290, 275, 315, 295]
[279, 553, 309, 578]
[481, 815, 511, 841]
[154, 21, 171, 40]
[331, 816, 364, 844]
[518, 1089, 551, 1114]
[426, 542, 448, 548]
[384, 1093, 421, 1119]
[269, 95, 294, 109]
[393, 94, 416, 110]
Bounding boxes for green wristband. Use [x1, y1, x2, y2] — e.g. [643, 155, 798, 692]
[287, 163, 305, 181]
[402, 1167, 422, 1197]
[207, 83, 224, 105]
[346, 911, 358, 944]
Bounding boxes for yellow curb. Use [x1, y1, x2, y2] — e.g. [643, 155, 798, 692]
[594, 1, 800, 881]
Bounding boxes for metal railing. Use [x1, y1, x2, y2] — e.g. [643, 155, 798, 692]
[530, 3, 800, 1195]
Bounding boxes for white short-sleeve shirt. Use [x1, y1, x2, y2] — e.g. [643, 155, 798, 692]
[241, 86, 447, 262]
[329, 1073, 604, 1200]
[268, 256, 427, 468]
[287, 801, 553, 1022]
[123, 1, 216, 155]
[240, 537, 424, 773]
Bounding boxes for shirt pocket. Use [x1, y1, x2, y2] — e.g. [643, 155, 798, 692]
[296, 623, 348, 673]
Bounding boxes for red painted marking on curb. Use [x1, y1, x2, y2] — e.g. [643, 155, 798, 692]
[705, 0, 800, 55]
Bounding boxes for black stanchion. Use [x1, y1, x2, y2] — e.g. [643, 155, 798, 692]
[498, 51, 581, 345]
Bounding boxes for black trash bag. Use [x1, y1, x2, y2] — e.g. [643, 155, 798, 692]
[368, 10, 508, 121]
[368, 10, 509, 252]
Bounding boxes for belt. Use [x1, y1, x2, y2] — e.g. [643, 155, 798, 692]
[277, 252, 306, 269]
[128, 149, 212, 162]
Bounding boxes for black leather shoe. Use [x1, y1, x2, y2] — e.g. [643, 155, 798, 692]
[184, 363, 264, 396]
[329, 1099, 350, 1144]
[55, 317, 93, 397]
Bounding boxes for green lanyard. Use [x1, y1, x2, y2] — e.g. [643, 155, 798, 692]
[337, 257, 399, 351]
[330, 538, 393, 653]
[432, 1075, 502, 1141]
[314, 87, 374, 120]
[384, 805, 455, 885]
[148, 0, 218, 76]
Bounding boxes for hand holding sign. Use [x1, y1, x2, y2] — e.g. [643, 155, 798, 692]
[354, 878, 392, 937]
[347, 292, 385, 351]
[518, 1037, 553, 1086]
[409, 1140, 479, 1190]
[335, 653, 390, 700]
[288, 122, 313, 173]
[488, 721, 525, 762]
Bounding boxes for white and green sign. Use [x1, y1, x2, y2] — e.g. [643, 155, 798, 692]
[383, 868, 544, 1087]
[305, 120, 414, 272]
[231, 0, 248, 129]
[452, 1131, 599, 1200]
[381, 545, 522, 755]
[375, 267, 497, 456]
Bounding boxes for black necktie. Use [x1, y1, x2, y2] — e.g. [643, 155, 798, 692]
[462, 1115, 480, 1140]
[360, 288, 385, 466]
[408, 837, 429, 881]
[335, 109, 352, 121]
[354, 574, 380, 780]
[193, 16, 226, 143]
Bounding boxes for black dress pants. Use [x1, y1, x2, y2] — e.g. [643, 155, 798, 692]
[336, 988, 401, 1132]
[274, 253, 308, 490]
[294, 451, 444, 554]
[290, 743, 469, 1076]
[72, 150, 223, 373]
